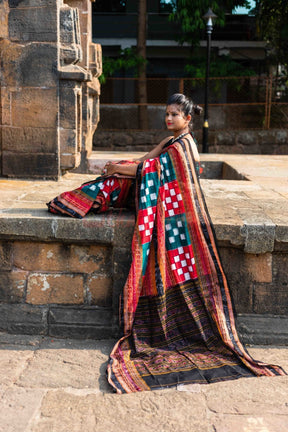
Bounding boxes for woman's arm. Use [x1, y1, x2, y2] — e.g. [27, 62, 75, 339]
[104, 162, 138, 177]
[103, 135, 173, 177]
[137, 135, 173, 162]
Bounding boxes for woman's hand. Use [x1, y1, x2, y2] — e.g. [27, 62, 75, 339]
[102, 161, 138, 177]
[102, 162, 116, 176]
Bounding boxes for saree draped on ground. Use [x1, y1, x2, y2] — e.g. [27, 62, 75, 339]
[107, 136, 285, 394]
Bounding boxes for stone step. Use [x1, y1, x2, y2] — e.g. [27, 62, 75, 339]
[0, 154, 287, 343]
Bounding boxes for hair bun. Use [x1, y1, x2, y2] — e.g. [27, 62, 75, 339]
[193, 104, 203, 115]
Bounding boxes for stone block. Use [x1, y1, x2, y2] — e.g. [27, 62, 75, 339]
[240, 223, 275, 254]
[0, 87, 12, 125]
[0, 270, 27, 302]
[2, 151, 59, 178]
[89, 43, 102, 77]
[19, 43, 58, 87]
[86, 275, 113, 306]
[48, 306, 115, 338]
[59, 128, 78, 153]
[60, 5, 81, 46]
[113, 211, 135, 247]
[69, 244, 112, 274]
[60, 153, 81, 170]
[215, 131, 236, 146]
[0, 303, 48, 335]
[11, 88, 58, 128]
[0, 241, 12, 270]
[219, 247, 253, 314]
[59, 85, 81, 130]
[254, 282, 288, 315]
[0, 2, 9, 39]
[0, 40, 24, 87]
[9, 6, 57, 42]
[244, 253, 272, 283]
[26, 273, 84, 305]
[2, 127, 57, 153]
[8, 0, 55, 7]
[237, 314, 288, 345]
[275, 129, 288, 144]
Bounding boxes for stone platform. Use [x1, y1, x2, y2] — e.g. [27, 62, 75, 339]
[0, 332, 287, 432]
[0, 153, 287, 343]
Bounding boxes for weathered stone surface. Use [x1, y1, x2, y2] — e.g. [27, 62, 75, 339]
[253, 282, 288, 315]
[86, 275, 113, 306]
[205, 374, 288, 415]
[0, 1, 9, 39]
[1, 0, 101, 179]
[0, 241, 12, 270]
[0, 387, 45, 432]
[0, 303, 48, 334]
[32, 389, 207, 432]
[59, 86, 81, 130]
[237, 314, 288, 345]
[48, 306, 115, 338]
[219, 248, 253, 314]
[48, 306, 113, 327]
[244, 252, 272, 283]
[11, 88, 58, 128]
[240, 223, 275, 253]
[17, 346, 110, 389]
[13, 242, 111, 274]
[2, 151, 59, 178]
[0, 270, 27, 302]
[0, 349, 34, 386]
[2, 127, 57, 153]
[26, 273, 84, 305]
[8, 0, 55, 8]
[8, 6, 57, 42]
[210, 413, 288, 432]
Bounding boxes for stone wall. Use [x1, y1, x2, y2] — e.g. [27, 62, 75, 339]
[93, 105, 288, 154]
[0, 0, 101, 179]
[0, 212, 287, 343]
[0, 212, 134, 338]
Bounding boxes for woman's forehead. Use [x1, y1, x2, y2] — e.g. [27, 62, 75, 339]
[166, 104, 181, 112]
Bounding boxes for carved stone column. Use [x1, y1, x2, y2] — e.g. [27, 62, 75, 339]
[0, 0, 101, 179]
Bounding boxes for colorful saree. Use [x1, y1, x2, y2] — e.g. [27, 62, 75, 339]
[47, 160, 138, 218]
[107, 135, 286, 393]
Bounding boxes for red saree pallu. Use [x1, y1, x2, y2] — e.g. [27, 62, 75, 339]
[107, 136, 286, 394]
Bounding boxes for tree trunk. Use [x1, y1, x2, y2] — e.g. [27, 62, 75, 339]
[137, 0, 148, 129]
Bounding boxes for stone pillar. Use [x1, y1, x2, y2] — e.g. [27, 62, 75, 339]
[0, 0, 101, 179]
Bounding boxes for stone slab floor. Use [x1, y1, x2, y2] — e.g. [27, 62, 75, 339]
[0, 332, 287, 432]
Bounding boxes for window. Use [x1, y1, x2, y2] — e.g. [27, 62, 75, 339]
[93, 0, 126, 13]
[159, 0, 175, 13]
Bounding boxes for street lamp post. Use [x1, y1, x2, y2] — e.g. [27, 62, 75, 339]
[202, 8, 217, 153]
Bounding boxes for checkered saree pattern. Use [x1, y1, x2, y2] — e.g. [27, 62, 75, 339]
[107, 136, 286, 394]
[47, 161, 137, 218]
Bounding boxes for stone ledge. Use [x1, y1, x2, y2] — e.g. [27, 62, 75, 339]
[237, 314, 288, 346]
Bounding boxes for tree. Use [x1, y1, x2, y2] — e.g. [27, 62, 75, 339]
[169, 0, 251, 46]
[137, 0, 148, 129]
[252, 0, 288, 74]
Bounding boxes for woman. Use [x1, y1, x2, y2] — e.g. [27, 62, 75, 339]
[48, 94, 285, 393]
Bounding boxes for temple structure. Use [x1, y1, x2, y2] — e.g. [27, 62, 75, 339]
[0, 0, 101, 179]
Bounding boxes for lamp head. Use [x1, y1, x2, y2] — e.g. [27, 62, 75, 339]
[203, 8, 217, 27]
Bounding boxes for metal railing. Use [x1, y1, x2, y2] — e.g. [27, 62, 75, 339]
[99, 76, 288, 131]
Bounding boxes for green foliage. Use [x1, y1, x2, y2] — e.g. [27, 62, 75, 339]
[252, 0, 288, 73]
[99, 48, 146, 83]
[169, 0, 251, 45]
[185, 54, 257, 78]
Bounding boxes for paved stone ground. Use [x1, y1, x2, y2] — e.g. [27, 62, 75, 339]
[0, 332, 287, 432]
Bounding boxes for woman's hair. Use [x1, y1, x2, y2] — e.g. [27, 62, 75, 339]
[167, 93, 202, 117]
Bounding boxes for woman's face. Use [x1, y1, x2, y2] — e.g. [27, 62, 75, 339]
[165, 104, 190, 133]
